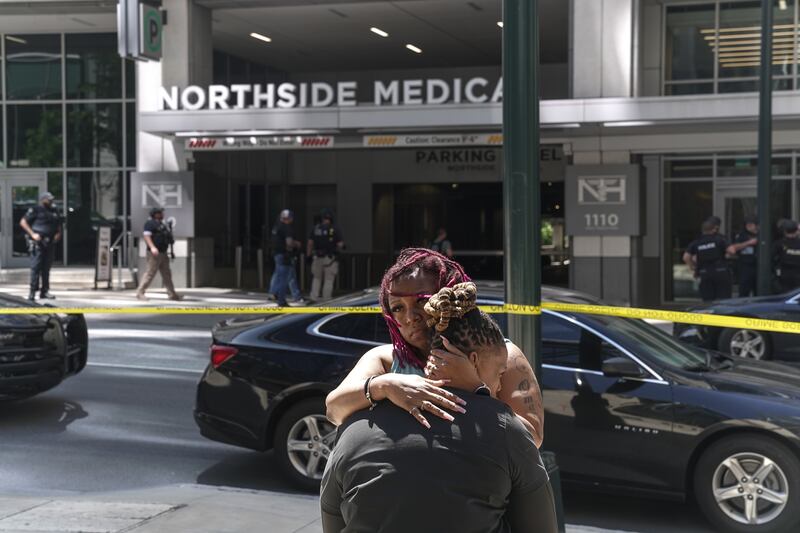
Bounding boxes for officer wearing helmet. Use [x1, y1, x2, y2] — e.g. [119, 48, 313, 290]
[307, 208, 344, 301]
[136, 207, 181, 301]
[19, 191, 62, 301]
[773, 220, 800, 293]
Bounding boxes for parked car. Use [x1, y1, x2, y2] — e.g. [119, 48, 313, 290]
[196, 283, 800, 533]
[675, 288, 800, 361]
[0, 293, 88, 401]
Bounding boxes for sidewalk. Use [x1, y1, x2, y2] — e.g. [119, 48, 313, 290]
[0, 484, 632, 533]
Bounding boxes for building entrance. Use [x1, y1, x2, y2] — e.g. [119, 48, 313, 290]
[0, 173, 47, 269]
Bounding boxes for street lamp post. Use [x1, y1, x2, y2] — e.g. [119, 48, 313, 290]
[757, 0, 773, 295]
[502, 0, 541, 383]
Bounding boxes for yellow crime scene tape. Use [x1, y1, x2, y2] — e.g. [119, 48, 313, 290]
[0, 302, 799, 335]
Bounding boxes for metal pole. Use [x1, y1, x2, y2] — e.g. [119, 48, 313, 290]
[503, 0, 541, 382]
[257, 249, 265, 290]
[757, 0, 774, 295]
[235, 246, 242, 289]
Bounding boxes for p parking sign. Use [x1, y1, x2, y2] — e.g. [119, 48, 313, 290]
[139, 2, 163, 60]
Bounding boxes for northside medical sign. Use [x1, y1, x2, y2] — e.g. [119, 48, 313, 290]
[160, 77, 503, 111]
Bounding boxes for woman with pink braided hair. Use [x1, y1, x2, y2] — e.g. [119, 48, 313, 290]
[325, 248, 544, 447]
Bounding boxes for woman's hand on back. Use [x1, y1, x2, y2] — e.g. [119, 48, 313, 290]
[373, 373, 466, 429]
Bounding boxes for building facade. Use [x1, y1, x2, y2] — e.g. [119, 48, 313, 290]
[0, 0, 795, 306]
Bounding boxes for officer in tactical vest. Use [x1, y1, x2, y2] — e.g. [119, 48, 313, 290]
[20, 192, 62, 302]
[773, 220, 800, 293]
[727, 214, 759, 297]
[136, 207, 182, 301]
[683, 219, 732, 302]
[307, 208, 344, 301]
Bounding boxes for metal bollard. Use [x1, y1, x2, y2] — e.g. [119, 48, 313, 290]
[366, 256, 372, 288]
[351, 256, 356, 290]
[235, 246, 243, 289]
[257, 249, 264, 290]
[299, 253, 306, 292]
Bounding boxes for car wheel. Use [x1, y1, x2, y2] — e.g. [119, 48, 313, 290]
[694, 435, 800, 533]
[273, 397, 336, 492]
[719, 328, 773, 360]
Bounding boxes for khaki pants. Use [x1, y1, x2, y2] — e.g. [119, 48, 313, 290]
[137, 251, 177, 297]
[310, 255, 339, 300]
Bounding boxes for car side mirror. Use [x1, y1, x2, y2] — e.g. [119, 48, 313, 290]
[602, 357, 645, 379]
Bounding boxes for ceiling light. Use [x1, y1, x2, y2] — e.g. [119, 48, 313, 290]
[250, 32, 272, 43]
[406, 44, 422, 54]
[250, 137, 258, 145]
[497, 21, 504, 28]
[780, 0, 788, 10]
[225, 137, 235, 145]
[5, 36, 27, 45]
[603, 121, 656, 128]
[370, 27, 389, 38]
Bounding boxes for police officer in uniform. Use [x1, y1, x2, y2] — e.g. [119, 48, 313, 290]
[307, 209, 344, 301]
[727, 215, 759, 297]
[773, 220, 800, 293]
[20, 192, 62, 302]
[683, 219, 732, 302]
[136, 207, 182, 301]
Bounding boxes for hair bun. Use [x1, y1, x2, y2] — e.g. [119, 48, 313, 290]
[424, 282, 478, 332]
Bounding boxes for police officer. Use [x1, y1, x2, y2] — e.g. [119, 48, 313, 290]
[136, 207, 182, 301]
[271, 209, 303, 306]
[683, 219, 732, 302]
[20, 192, 62, 302]
[773, 220, 800, 293]
[727, 215, 759, 297]
[307, 209, 344, 301]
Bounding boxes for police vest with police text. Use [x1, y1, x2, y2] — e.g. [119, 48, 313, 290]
[779, 238, 800, 271]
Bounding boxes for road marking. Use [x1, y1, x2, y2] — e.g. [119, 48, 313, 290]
[89, 329, 211, 339]
[87, 362, 205, 375]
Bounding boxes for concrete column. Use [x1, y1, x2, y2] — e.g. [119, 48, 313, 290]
[571, 0, 634, 98]
[137, 0, 212, 172]
[568, 149, 639, 304]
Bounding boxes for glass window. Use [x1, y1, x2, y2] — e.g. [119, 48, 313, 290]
[665, 159, 714, 179]
[665, 4, 716, 82]
[65, 33, 121, 99]
[66, 171, 122, 264]
[541, 314, 624, 371]
[717, 156, 791, 177]
[126, 102, 136, 168]
[125, 58, 136, 99]
[67, 103, 123, 167]
[6, 104, 63, 167]
[718, 1, 796, 79]
[317, 314, 388, 343]
[664, 83, 714, 95]
[664, 181, 713, 301]
[5, 34, 62, 100]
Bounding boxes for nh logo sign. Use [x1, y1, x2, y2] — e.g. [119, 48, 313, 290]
[577, 176, 626, 205]
[142, 183, 182, 208]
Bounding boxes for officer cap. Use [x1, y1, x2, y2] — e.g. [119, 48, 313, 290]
[320, 208, 334, 221]
[784, 220, 799, 234]
[150, 207, 165, 217]
[39, 191, 54, 201]
[280, 209, 294, 220]
[705, 215, 721, 227]
[743, 214, 759, 226]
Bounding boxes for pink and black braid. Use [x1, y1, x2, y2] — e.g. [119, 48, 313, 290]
[380, 248, 471, 369]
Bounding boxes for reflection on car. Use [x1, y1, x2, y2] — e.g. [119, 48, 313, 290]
[195, 284, 800, 533]
[675, 288, 800, 361]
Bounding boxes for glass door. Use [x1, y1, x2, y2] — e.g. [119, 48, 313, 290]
[0, 173, 47, 269]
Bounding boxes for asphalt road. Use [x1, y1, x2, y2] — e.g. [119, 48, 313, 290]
[0, 314, 714, 532]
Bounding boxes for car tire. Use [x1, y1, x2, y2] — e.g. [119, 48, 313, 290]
[719, 328, 773, 360]
[273, 397, 336, 492]
[694, 434, 800, 533]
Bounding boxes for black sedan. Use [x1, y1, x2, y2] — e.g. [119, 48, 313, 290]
[196, 284, 800, 533]
[0, 293, 88, 401]
[675, 288, 800, 361]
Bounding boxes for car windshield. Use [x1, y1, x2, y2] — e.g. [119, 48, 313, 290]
[584, 313, 708, 370]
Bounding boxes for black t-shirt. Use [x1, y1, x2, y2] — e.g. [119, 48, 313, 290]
[687, 234, 729, 274]
[271, 222, 294, 256]
[320, 389, 549, 533]
[310, 222, 343, 257]
[24, 205, 61, 238]
[734, 230, 758, 266]
[143, 219, 171, 253]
